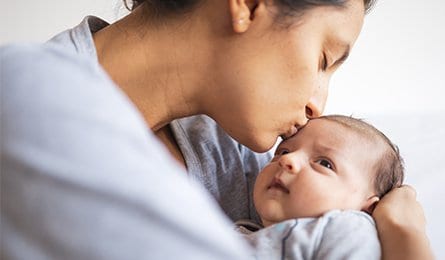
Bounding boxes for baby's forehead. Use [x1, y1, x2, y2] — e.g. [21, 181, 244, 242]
[277, 118, 385, 153]
[304, 117, 377, 141]
[279, 119, 351, 143]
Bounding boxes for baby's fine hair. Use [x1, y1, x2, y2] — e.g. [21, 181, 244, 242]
[316, 115, 404, 198]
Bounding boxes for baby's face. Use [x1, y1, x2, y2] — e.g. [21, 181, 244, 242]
[253, 119, 381, 227]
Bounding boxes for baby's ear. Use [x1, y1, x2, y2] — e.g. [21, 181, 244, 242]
[361, 195, 380, 215]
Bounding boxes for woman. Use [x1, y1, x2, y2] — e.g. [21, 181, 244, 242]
[1, 0, 432, 259]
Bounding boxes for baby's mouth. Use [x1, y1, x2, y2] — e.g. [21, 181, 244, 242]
[268, 178, 289, 194]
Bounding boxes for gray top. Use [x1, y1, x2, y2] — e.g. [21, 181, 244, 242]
[1, 16, 270, 259]
[170, 116, 270, 224]
[237, 210, 381, 260]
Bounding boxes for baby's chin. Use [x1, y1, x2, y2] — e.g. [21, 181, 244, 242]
[257, 207, 288, 227]
[258, 207, 323, 227]
[260, 217, 284, 228]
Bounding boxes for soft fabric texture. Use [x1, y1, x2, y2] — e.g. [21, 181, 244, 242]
[170, 116, 270, 224]
[1, 16, 271, 259]
[238, 210, 381, 260]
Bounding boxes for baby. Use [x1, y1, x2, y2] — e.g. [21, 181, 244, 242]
[237, 115, 404, 259]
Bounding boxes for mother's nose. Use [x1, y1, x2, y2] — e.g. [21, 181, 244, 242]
[305, 82, 328, 119]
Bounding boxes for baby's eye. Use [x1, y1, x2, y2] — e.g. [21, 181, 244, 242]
[316, 158, 333, 170]
[275, 149, 290, 156]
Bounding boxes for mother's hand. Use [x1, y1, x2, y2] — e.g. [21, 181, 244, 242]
[373, 185, 434, 260]
[373, 185, 425, 232]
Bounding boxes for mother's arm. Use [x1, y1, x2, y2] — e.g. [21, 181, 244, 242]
[373, 185, 434, 260]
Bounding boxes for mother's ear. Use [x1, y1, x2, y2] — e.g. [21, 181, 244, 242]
[361, 195, 380, 215]
[228, 0, 260, 33]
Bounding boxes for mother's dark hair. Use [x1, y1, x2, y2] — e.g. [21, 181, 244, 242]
[124, 0, 376, 18]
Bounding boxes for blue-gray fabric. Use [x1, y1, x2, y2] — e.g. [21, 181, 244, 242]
[1, 16, 271, 259]
[239, 210, 381, 260]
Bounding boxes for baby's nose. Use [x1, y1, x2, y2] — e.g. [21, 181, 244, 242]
[278, 153, 301, 174]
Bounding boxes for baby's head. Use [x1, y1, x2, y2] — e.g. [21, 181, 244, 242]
[253, 115, 404, 227]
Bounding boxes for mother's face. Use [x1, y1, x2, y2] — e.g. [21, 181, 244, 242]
[207, 0, 365, 152]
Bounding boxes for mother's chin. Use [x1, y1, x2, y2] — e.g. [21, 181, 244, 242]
[235, 131, 280, 153]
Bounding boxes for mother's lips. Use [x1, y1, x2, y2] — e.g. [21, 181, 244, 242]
[268, 178, 290, 193]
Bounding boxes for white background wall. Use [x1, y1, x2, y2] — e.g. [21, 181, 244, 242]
[0, 1, 123, 44]
[1, 0, 444, 258]
[325, 0, 445, 116]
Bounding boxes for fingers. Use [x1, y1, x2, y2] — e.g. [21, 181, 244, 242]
[399, 184, 417, 198]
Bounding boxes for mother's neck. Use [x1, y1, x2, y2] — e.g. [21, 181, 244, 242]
[93, 7, 211, 131]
